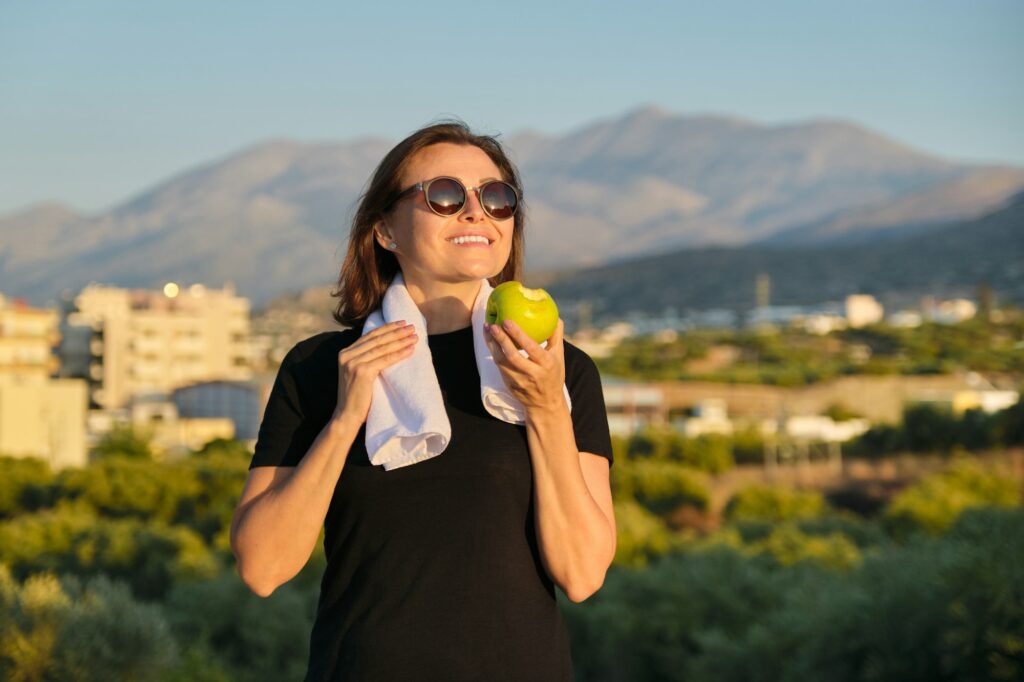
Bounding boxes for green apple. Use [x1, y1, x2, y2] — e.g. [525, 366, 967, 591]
[486, 281, 560, 344]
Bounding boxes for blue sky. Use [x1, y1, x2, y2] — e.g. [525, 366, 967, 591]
[1, 0, 1021, 214]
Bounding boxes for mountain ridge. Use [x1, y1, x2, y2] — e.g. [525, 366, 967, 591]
[2, 106, 1021, 307]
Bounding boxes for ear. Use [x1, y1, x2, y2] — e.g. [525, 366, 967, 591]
[372, 220, 393, 250]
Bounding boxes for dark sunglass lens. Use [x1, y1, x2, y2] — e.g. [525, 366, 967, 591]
[425, 178, 465, 215]
[480, 182, 517, 220]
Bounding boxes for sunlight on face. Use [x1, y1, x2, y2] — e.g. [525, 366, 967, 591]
[379, 143, 515, 286]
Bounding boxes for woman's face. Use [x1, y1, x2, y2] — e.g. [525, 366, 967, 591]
[376, 142, 515, 286]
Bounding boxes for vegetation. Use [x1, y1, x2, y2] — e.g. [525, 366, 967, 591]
[849, 397, 1024, 457]
[1, 420, 1021, 680]
[595, 312, 1024, 385]
[564, 506, 1024, 682]
[0, 442, 325, 681]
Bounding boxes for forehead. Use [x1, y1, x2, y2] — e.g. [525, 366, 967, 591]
[401, 142, 503, 185]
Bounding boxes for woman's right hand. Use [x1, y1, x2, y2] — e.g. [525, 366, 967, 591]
[333, 321, 418, 425]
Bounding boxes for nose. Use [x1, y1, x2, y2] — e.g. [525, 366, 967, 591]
[459, 187, 486, 223]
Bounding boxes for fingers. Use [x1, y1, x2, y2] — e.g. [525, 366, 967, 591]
[486, 322, 534, 372]
[343, 321, 416, 362]
[549, 319, 564, 352]
[346, 328, 418, 367]
[362, 341, 417, 373]
[499, 319, 546, 358]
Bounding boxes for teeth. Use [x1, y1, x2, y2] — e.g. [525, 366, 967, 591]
[449, 235, 490, 245]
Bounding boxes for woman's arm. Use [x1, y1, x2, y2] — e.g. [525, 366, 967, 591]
[230, 412, 362, 597]
[524, 403, 616, 602]
[231, 320, 418, 597]
[484, 318, 616, 602]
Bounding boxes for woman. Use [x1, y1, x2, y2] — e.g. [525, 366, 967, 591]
[230, 120, 616, 681]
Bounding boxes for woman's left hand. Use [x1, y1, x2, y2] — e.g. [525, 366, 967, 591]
[484, 318, 566, 412]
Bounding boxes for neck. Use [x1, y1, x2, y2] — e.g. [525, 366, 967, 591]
[402, 275, 483, 335]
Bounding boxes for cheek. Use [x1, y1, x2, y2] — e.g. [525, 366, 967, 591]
[499, 230, 516, 255]
[399, 217, 443, 251]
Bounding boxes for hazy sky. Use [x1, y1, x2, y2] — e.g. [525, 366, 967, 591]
[1, 0, 1021, 214]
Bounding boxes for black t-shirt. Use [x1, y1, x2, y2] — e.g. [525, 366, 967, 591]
[249, 323, 613, 681]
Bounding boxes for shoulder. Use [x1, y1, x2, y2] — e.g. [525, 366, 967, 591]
[562, 339, 602, 387]
[283, 325, 364, 379]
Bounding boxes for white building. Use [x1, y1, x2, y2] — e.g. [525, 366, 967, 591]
[0, 294, 88, 468]
[676, 398, 734, 437]
[929, 298, 977, 325]
[57, 282, 253, 410]
[602, 379, 666, 435]
[845, 294, 884, 328]
[760, 414, 872, 442]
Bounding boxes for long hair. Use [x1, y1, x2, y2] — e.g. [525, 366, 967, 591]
[331, 119, 526, 327]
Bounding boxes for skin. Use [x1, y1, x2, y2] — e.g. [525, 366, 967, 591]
[372, 142, 515, 334]
[230, 142, 616, 603]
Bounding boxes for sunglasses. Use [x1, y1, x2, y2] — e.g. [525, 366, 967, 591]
[386, 176, 519, 221]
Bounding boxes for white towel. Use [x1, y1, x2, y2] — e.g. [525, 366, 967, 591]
[362, 272, 572, 471]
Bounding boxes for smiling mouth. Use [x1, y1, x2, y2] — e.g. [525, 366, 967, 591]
[446, 236, 494, 246]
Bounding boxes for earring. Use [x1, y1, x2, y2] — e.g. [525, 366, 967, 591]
[388, 241, 397, 250]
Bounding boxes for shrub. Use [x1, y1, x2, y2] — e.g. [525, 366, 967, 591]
[612, 460, 710, 515]
[883, 459, 1020, 537]
[0, 503, 219, 601]
[0, 564, 178, 682]
[610, 499, 676, 569]
[724, 485, 827, 523]
[0, 456, 55, 518]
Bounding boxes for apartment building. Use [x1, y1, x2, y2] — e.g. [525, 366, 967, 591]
[57, 282, 253, 409]
[0, 293, 88, 468]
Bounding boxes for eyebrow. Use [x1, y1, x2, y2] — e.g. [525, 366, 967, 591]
[478, 176, 500, 184]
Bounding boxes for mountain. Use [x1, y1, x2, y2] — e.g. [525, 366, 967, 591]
[541, 192, 1024, 322]
[0, 139, 394, 305]
[757, 167, 1024, 246]
[1, 104, 1021, 306]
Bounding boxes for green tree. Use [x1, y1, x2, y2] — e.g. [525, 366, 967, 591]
[0, 503, 219, 601]
[0, 564, 178, 682]
[612, 459, 710, 515]
[194, 438, 252, 461]
[92, 423, 154, 461]
[0, 457, 55, 518]
[823, 402, 862, 422]
[883, 459, 1020, 537]
[684, 507, 1024, 682]
[747, 522, 861, 571]
[56, 456, 200, 523]
[666, 434, 735, 474]
[563, 546, 800, 682]
[610, 499, 678, 568]
[724, 485, 827, 523]
[995, 397, 1024, 445]
[162, 570, 317, 682]
[902, 402, 959, 453]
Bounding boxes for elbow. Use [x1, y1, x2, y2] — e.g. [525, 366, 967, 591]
[563, 540, 616, 603]
[564, 572, 607, 604]
[230, 517, 278, 598]
[232, 539, 281, 598]
[236, 560, 280, 598]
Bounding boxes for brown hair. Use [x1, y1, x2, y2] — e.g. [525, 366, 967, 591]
[330, 119, 526, 328]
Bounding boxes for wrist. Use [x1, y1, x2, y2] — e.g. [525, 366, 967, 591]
[525, 397, 570, 423]
[329, 409, 364, 433]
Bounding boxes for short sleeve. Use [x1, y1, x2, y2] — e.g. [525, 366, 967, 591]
[250, 348, 308, 469]
[566, 347, 614, 468]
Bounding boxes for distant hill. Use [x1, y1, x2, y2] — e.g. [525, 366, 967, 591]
[542, 192, 1024, 322]
[1, 104, 1021, 307]
[757, 168, 1024, 246]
